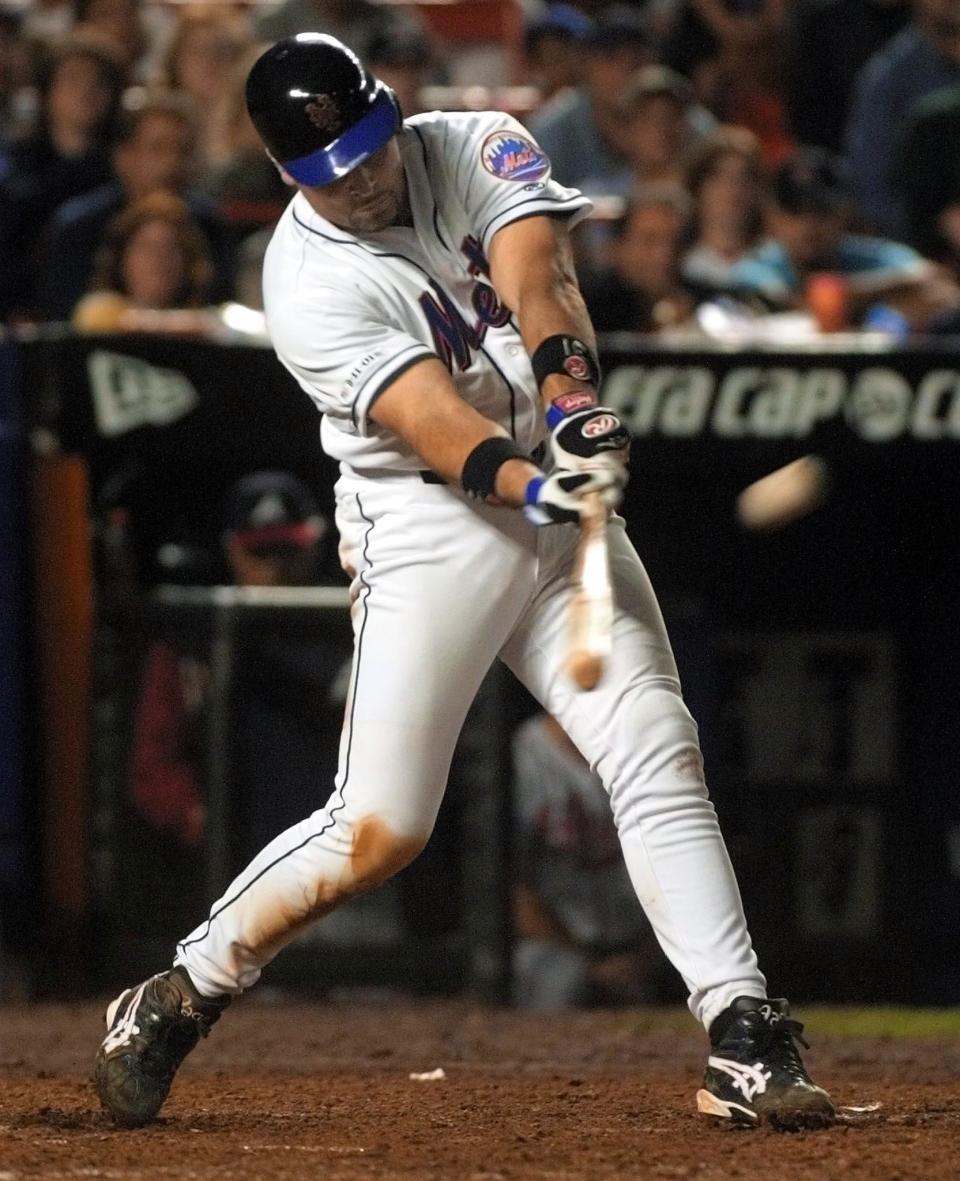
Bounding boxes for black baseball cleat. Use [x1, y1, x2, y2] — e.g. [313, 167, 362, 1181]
[696, 996, 835, 1130]
[94, 967, 229, 1127]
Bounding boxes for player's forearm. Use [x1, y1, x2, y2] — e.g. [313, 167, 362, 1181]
[488, 216, 600, 411]
[369, 355, 540, 505]
[514, 274, 601, 409]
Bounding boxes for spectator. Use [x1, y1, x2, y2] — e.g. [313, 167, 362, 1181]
[731, 147, 957, 329]
[528, 8, 654, 190]
[0, 37, 124, 317]
[0, 11, 33, 142]
[523, 5, 593, 105]
[581, 65, 695, 198]
[365, 30, 435, 120]
[845, 0, 960, 237]
[682, 124, 764, 288]
[512, 712, 665, 1011]
[71, 191, 214, 331]
[253, 0, 425, 62]
[895, 80, 960, 266]
[19, 0, 74, 46]
[39, 91, 234, 320]
[787, 0, 910, 153]
[581, 185, 716, 332]
[200, 44, 288, 237]
[665, 0, 792, 164]
[130, 471, 336, 866]
[154, 7, 253, 160]
[73, 0, 147, 78]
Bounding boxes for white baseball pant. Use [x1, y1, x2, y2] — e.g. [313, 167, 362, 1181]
[175, 471, 766, 1030]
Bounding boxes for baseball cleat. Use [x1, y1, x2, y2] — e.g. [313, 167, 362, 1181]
[94, 967, 229, 1127]
[696, 996, 834, 1131]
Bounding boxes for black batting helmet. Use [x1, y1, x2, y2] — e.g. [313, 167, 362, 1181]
[245, 34, 401, 187]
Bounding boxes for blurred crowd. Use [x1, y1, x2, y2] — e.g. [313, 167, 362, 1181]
[4, 0, 960, 337]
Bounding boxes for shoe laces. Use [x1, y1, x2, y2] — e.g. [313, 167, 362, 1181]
[750, 1014, 812, 1082]
[132, 983, 208, 1074]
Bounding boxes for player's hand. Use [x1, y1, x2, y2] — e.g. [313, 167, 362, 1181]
[549, 406, 631, 472]
[523, 464, 624, 526]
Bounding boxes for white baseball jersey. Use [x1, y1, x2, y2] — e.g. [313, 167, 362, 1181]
[261, 110, 592, 474]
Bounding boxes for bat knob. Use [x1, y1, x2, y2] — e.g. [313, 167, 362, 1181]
[568, 651, 603, 691]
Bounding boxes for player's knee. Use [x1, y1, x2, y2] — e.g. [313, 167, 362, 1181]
[604, 683, 708, 814]
[348, 813, 428, 893]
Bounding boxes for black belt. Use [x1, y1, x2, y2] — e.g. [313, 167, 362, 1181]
[420, 442, 545, 485]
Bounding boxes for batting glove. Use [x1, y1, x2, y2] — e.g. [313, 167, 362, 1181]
[549, 406, 631, 472]
[523, 465, 623, 526]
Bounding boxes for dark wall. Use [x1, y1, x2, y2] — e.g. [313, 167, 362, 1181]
[17, 333, 960, 1002]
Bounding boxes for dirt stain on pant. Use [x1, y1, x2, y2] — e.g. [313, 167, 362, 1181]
[672, 750, 705, 782]
[248, 814, 427, 959]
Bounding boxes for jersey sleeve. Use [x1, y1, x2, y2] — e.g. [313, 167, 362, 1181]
[268, 286, 436, 436]
[447, 111, 593, 254]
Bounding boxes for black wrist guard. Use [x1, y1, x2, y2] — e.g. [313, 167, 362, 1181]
[461, 436, 527, 501]
[531, 334, 601, 390]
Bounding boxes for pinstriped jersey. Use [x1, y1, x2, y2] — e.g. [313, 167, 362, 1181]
[261, 109, 592, 474]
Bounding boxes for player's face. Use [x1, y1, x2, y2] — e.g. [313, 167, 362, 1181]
[301, 138, 407, 234]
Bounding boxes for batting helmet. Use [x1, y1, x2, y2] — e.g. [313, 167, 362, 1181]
[245, 34, 401, 188]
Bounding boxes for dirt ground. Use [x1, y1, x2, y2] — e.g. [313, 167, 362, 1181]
[2, 997, 959, 1180]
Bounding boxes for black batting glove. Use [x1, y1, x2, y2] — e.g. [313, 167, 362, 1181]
[549, 405, 632, 472]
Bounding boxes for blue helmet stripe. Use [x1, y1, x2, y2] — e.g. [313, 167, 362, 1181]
[284, 87, 398, 187]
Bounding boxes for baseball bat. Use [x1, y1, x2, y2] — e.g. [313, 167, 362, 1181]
[566, 490, 613, 691]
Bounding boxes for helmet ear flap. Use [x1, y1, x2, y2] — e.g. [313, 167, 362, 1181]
[383, 84, 403, 127]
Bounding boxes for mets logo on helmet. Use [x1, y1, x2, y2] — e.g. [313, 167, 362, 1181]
[305, 95, 341, 135]
[480, 130, 550, 183]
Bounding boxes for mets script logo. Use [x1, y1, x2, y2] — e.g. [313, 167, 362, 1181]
[481, 131, 550, 183]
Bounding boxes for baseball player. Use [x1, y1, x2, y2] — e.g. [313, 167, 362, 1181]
[94, 34, 833, 1131]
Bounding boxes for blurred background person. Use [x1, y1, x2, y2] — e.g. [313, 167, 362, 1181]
[731, 146, 959, 330]
[72, 0, 148, 79]
[0, 36, 124, 318]
[581, 65, 697, 198]
[253, 0, 425, 62]
[364, 29, 436, 121]
[153, 6, 253, 162]
[0, 9, 36, 142]
[845, 0, 960, 237]
[199, 43, 289, 241]
[128, 471, 336, 934]
[40, 90, 234, 320]
[522, 4, 593, 105]
[529, 8, 654, 190]
[894, 78, 960, 270]
[682, 123, 765, 288]
[665, 0, 792, 164]
[512, 712, 666, 1012]
[581, 185, 717, 332]
[71, 190, 214, 332]
[18, 0, 74, 46]
[787, 0, 910, 154]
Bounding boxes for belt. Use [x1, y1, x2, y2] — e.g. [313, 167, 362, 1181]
[420, 441, 545, 485]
